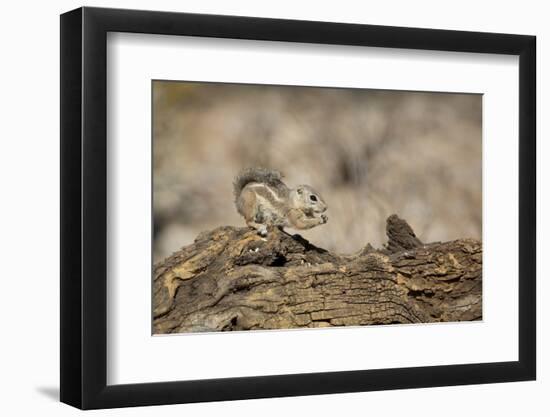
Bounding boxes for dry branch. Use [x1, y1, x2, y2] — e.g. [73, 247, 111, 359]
[153, 215, 482, 333]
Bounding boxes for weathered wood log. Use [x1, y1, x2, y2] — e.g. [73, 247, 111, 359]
[153, 215, 482, 333]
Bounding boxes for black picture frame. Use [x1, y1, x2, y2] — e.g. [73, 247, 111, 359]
[60, 6, 536, 410]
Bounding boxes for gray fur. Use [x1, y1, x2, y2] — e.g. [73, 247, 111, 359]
[233, 167, 285, 203]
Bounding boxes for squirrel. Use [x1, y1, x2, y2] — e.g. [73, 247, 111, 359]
[233, 167, 328, 236]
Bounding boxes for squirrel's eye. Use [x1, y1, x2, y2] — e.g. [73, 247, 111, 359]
[310, 195, 318, 202]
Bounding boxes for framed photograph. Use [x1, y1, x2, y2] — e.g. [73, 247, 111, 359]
[60, 6, 536, 409]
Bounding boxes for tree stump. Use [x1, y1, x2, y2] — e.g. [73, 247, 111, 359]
[153, 214, 482, 333]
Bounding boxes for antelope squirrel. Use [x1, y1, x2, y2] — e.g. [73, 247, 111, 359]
[233, 167, 328, 236]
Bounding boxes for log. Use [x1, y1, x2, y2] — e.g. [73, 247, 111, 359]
[153, 214, 482, 333]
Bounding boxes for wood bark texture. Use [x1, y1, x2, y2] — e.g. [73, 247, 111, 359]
[153, 215, 482, 333]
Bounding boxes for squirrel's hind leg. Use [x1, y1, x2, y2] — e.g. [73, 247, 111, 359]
[239, 190, 268, 236]
[246, 220, 268, 237]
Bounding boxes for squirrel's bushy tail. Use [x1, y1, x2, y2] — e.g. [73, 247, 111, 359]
[233, 167, 283, 201]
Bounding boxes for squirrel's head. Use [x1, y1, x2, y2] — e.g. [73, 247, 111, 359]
[291, 185, 327, 214]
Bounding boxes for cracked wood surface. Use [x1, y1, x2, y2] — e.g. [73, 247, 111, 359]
[153, 215, 482, 333]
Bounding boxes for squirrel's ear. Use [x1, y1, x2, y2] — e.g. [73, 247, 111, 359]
[297, 187, 303, 195]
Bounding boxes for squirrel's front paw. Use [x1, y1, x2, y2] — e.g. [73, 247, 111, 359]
[320, 214, 328, 224]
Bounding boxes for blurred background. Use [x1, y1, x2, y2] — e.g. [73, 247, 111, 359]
[153, 81, 481, 262]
